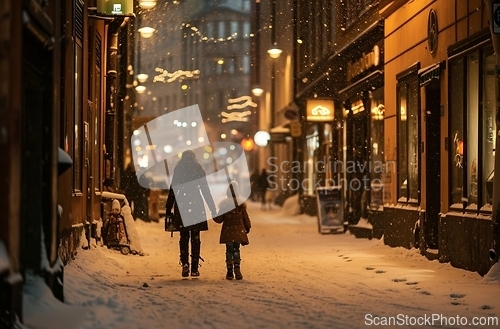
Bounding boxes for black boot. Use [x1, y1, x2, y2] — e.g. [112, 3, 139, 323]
[191, 260, 200, 277]
[226, 262, 234, 280]
[191, 231, 201, 277]
[179, 232, 190, 277]
[234, 262, 243, 280]
[181, 263, 190, 278]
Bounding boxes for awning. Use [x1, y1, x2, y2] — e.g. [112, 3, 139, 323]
[418, 62, 444, 86]
[338, 70, 384, 101]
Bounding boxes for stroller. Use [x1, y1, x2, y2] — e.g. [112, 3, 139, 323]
[101, 195, 132, 255]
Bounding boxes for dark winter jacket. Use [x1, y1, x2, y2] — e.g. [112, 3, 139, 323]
[102, 213, 127, 246]
[214, 197, 251, 245]
[165, 154, 216, 232]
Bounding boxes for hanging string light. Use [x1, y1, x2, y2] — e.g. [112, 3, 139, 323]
[221, 110, 252, 123]
[182, 23, 241, 43]
[153, 68, 200, 83]
[227, 95, 257, 110]
[220, 96, 256, 123]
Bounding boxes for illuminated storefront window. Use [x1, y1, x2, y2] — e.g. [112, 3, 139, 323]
[304, 125, 319, 196]
[397, 71, 419, 203]
[449, 48, 495, 209]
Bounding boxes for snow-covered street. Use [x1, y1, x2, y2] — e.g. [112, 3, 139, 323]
[25, 198, 500, 329]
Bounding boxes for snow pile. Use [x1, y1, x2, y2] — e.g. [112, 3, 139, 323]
[482, 262, 500, 283]
[121, 204, 144, 256]
[23, 273, 86, 329]
[277, 194, 300, 216]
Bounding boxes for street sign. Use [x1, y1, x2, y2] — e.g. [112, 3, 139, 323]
[494, 3, 500, 33]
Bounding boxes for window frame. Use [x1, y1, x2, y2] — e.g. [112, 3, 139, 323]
[396, 63, 421, 205]
[448, 45, 495, 212]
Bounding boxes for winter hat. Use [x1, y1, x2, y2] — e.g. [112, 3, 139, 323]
[181, 150, 196, 161]
[226, 181, 239, 198]
[112, 199, 121, 211]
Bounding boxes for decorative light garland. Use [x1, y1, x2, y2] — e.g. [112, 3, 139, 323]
[221, 110, 252, 123]
[221, 95, 256, 123]
[226, 95, 257, 110]
[182, 23, 240, 43]
[153, 68, 200, 83]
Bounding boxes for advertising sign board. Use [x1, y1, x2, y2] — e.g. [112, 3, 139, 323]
[316, 186, 344, 234]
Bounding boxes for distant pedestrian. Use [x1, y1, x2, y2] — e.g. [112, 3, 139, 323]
[214, 181, 251, 280]
[250, 170, 260, 202]
[258, 169, 271, 210]
[165, 150, 217, 278]
[121, 163, 150, 221]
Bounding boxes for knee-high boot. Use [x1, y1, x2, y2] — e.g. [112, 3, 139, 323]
[233, 244, 242, 280]
[190, 231, 201, 276]
[233, 260, 243, 280]
[225, 261, 234, 280]
[179, 231, 190, 277]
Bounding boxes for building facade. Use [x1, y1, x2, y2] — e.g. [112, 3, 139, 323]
[381, 0, 496, 274]
[282, 0, 499, 275]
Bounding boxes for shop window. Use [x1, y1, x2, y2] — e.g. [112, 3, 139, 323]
[323, 124, 333, 186]
[449, 48, 495, 210]
[369, 88, 384, 209]
[304, 125, 320, 196]
[482, 52, 496, 205]
[450, 59, 464, 205]
[467, 53, 479, 206]
[397, 75, 419, 203]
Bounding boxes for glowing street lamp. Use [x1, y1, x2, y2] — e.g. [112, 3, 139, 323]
[267, 44, 282, 59]
[254, 131, 270, 147]
[251, 86, 264, 97]
[138, 27, 156, 38]
[138, 0, 157, 9]
[135, 85, 146, 94]
[137, 73, 148, 83]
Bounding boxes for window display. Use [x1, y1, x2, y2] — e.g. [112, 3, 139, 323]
[449, 47, 495, 210]
[397, 76, 419, 203]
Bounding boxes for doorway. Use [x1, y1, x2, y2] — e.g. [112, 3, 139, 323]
[424, 81, 441, 249]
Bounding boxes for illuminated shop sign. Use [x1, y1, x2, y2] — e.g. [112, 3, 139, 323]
[97, 0, 134, 16]
[306, 99, 334, 122]
[347, 45, 380, 81]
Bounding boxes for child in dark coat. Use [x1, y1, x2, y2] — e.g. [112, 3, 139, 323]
[103, 199, 128, 247]
[214, 182, 251, 280]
